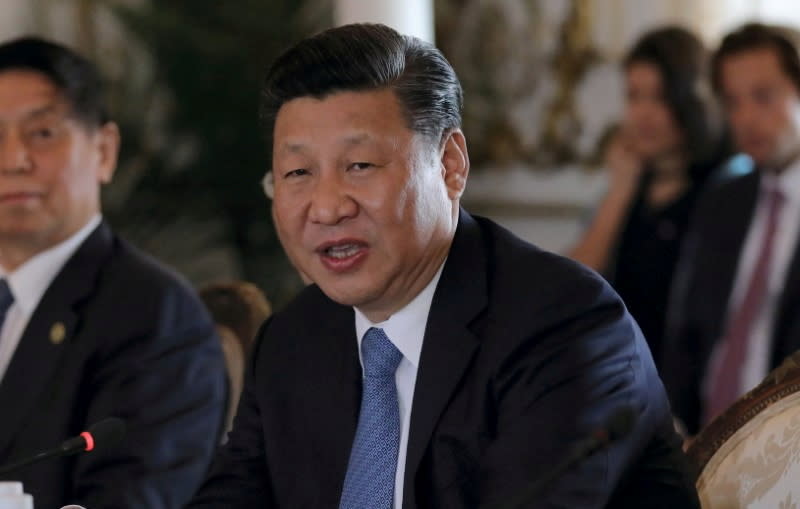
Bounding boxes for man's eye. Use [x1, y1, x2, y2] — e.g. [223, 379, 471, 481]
[284, 168, 310, 178]
[30, 128, 56, 140]
[350, 162, 373, 171]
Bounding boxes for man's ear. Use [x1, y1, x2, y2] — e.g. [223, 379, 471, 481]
[440, 129, 469, 200]
[95, 122, 120, 184]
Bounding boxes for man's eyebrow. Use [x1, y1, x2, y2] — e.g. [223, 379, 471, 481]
[277, 133, 375, 155]
[342, 133, 370, 145]
[278, 142, 307, 155]
[24, 103, 64, 121]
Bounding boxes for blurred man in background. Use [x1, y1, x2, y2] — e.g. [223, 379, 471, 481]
[665, 23, 800, 435]
[0, 37, 226, 508]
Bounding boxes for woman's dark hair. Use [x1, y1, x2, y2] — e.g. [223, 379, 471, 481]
[624, 26, 726, 179]
[0, 36, 109, 128]
[712, 23, 800, 96]
[260, 23, 463, 152]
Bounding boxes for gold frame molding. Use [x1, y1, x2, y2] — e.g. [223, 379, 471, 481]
[686, 351, 800, 479]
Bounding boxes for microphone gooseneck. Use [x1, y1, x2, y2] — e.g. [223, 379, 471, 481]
[0, 418, 126, 475]
[484, 406, 637, 509]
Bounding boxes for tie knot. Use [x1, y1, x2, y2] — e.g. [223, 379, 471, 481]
[0, 279, 13, 313]
[361, 327, 402, 378]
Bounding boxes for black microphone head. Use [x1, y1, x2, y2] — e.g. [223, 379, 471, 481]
[87, 417, 126, 450]
[606, 406, 637, 442]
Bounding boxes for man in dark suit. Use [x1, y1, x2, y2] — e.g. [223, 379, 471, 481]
[664, 23, 800, 435]
[189, 23, 697, 508]
[0, 38, 227, 507]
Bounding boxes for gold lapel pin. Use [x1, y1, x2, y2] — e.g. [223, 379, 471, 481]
[50, 322, 66, 344]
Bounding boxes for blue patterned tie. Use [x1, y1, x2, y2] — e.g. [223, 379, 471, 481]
[0, 279, 13, 332]
[339, 327, 403, 509]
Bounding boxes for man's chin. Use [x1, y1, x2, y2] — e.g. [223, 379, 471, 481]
[0, 222, 61, 247]
[742, 149, 774, 170]
[316, 285, 364, 307]
[0, 225, 47, 240]
[314, 280, 380, 311]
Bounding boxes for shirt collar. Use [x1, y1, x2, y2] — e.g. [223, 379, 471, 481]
[762, 157, 800, 203]
[0, 215, 102, 314]
[354, 260, 446, 370]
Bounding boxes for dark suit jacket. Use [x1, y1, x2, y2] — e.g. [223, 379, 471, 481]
[0, 222, 227, 508]
[189, 210, 697, 508]
[663, 158, 800, 434]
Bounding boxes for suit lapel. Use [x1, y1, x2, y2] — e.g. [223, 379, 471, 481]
[707, 172, 761, 340]
[303, 296, 361, 504]
[0, 222, 112, 455]
[403, 210, 486, 505]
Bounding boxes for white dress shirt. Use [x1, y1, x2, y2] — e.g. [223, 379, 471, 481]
[0, 215, 102, 381]
[714, 159, 800, 397]
[353, 262, 445, 509]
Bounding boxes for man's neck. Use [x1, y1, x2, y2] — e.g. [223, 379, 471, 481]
[0, 219, 97, 273]
[0, 238, 59, 273]
[359, 239, 452, 324]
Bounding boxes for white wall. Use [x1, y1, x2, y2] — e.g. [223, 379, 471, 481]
[334, 0, 434, 42]
[466, 0, 800, 254]
[0, 0, 33, 40]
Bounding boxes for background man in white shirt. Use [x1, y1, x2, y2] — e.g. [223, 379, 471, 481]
[665, 23, 800, 435]
[0, 37, 227, 508]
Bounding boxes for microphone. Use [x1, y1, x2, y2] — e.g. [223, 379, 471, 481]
[485, 406, 637, 509]
[0, 418, 126, 475]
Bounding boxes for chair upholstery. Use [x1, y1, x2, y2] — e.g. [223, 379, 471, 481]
[686, 351, 800, 508]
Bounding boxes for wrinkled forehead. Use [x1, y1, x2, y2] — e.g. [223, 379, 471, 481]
[276, 131, 391, 156]
[271, 90, 415, 153]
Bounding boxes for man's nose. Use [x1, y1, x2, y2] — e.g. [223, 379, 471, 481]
[308, 172, 357, 225]
[731, 101, 759, 131]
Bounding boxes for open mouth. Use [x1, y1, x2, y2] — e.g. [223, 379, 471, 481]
[324, 243, 362, 259]
[317, 240, 368, 272]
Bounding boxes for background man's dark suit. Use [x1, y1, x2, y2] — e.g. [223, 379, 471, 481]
[664, 160, 800, 434]
[0, 221, 227, 509]
[190, 211, 697, 508]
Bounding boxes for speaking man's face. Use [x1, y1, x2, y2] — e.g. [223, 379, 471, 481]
[271, 88, 468, 322]
[0, 70, 118, 262]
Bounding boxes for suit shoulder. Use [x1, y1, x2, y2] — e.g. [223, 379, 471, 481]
[258, 284, 346, 343]
[685, 156, 757, 235]
[249, 284, 352, 385]
[89, 233, 215, 334]
[699, 155, 757, 203]
[272, 283, 338, 323]
[106, 236, 195, 291]
[475, 216, 612, 305]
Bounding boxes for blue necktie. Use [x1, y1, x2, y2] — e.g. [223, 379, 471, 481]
[339, 327, 403, 509]
[0, 279, 13, 332]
